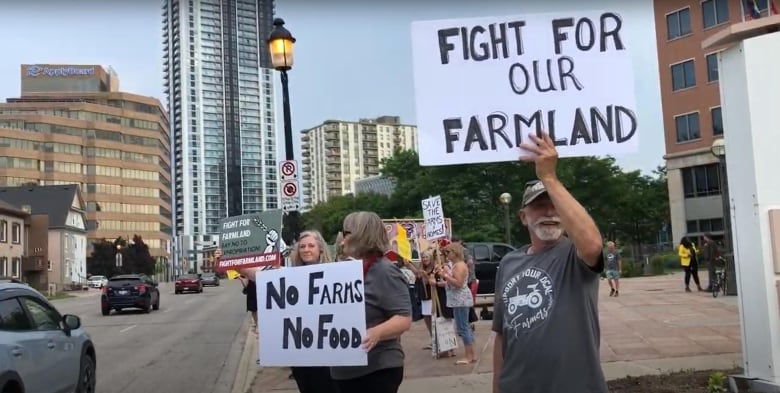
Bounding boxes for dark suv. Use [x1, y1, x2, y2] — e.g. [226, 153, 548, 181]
[466, 242, 516, 294]
[101, 274, 160, 315]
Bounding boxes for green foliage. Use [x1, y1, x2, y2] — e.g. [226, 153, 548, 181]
[302, 150, 670, 247]
[620, 258, 640, 278]
[706, 371, 727, 393]
[650, 255, 666, 275]
[87, 235, 156, 277]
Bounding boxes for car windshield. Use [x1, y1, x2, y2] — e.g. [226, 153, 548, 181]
[91, 276, 106, 280]
[179, 274, 199, 280]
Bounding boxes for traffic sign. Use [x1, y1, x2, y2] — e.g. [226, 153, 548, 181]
[281, 179, 300, 212]
[279, 160, 298, 181]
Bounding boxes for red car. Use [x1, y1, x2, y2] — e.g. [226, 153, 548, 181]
[175, 274, 203, 294]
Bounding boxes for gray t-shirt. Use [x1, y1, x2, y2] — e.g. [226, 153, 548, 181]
[605, 251, 619, 271]
[330, 258, 411, 380]
[491, 237, 607, 393]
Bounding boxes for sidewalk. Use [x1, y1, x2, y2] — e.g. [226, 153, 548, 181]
[247, 272, 743, 392]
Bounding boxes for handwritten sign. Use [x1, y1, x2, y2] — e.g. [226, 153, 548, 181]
[256, 260, 368, 367]
[411, 11, 639, 166]
[216, 210, 283, 272]
[422, 196, 446, 240]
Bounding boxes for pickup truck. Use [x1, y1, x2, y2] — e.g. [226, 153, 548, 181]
[466, 242, 516, 295]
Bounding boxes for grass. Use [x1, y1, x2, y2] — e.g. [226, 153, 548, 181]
[46, 293, 75, 301]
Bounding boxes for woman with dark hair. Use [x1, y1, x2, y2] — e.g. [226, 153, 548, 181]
[678, 237, 704, 292]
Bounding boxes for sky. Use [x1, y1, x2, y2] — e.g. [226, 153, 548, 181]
[0, 0, 665, 174]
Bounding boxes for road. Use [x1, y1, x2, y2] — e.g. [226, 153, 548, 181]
[52, 279, 250, 393]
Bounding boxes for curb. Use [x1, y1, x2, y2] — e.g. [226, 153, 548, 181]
[232, 322, 259, 393]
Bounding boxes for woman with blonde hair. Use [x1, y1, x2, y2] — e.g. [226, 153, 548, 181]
[437, 242, 476, 365]
[285, 230, 338, 393]
[330, 211, 412, 393]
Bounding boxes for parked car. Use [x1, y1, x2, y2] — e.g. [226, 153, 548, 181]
[200, 273, 220, 287]
[101, 274, 160, 315]
[466, 242, 516, 294]
[87, 275, 108, 288]
[175, 274, 203, 294]
[0, 282, 97, 392]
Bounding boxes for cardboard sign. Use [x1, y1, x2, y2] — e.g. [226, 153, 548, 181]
[421, 196, 446, 240]
[216, 210, 284, 272]
[411, 10, 639, 166]
[256, 260, 368, 367]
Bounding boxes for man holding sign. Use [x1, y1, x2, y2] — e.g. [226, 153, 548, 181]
[492, 132, 607, 393]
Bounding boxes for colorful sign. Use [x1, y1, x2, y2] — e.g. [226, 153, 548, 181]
[383, 218, 452, 260]
[216, 210, 285, 272]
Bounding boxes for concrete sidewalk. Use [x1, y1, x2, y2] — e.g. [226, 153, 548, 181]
[246, 272, 743, 392]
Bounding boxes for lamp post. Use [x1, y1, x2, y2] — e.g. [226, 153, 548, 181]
[268, 18, 296, 161]
[499, 193, 512, 245]
[711, 138, 738, 296]
[115, 244, 123, 269]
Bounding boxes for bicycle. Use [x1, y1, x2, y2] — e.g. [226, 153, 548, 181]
[711, 256, 728, 298]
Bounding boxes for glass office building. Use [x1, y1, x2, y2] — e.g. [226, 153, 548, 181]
[163, 0, 278, 271]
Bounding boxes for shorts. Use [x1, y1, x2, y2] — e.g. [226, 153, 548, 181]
[421, 300, 432, 316]
[605, 269, 620, 279]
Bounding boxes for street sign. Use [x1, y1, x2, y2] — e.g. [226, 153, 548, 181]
[281, 179, 300, 212]
[279, 160, 298, 181]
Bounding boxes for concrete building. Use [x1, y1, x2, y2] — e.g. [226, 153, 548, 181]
[0, 199, 26, 281]
[163, 0, 278, 270]
[655, 0, 776, 245]
[354, 175, 396, 197]
[0, 185, 87, 290]
[300, 116, 417, 207]
[0, 64, 173, 261]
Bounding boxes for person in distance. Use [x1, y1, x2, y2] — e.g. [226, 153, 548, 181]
[330, 211, 412, 393]
[492, 132, 608, 393]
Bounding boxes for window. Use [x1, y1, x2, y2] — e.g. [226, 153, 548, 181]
[0, 257, 6, 276]
[0, 220, 5, 242]
[681, 164, 721, 198]
[0, 298, 31, 331]
[686, 218, 725, 234]
[493, 245, 514, 260]
[675, 112, 701, 142]
[706, 53, 719, 82]
[671, 60, 696, 91]
[666, 8, 692, 40]
[11, 223, 20, 244]
[11, 257, 19, 278]
[702, 0, 729, 28]
[19, 297, 60, 331]
[711, 107, 724, 136]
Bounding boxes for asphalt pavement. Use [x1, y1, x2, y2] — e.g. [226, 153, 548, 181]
[52, 279, 249, 393]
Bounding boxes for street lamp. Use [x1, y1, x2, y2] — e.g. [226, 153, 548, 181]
[268, 18, 296, 161]
[710, 137, 737, 296]
[499, 192, 512, 244]
[115, 244, 123, 268]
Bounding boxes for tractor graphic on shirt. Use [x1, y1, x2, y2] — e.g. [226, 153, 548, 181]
[507, 283, 544, 315]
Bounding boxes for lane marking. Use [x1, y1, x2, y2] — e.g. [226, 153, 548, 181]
[163, 308, 174, 313]
[119, 324, 137, 333]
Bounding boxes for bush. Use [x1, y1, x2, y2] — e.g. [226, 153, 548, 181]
[650, 255, 665, 275]
[621, 258, 639, 278]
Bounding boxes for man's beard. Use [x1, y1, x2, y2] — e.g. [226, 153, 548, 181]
[529, 216, 563, 241]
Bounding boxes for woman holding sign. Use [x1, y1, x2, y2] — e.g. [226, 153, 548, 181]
[331, 211, 412, 393]
[287, 230, 338, 393]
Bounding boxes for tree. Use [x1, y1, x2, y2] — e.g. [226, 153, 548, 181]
[302, 150, 670, 250]
[87, 235, 156, 277]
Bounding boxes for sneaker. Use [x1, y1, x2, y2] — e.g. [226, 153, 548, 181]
[609, 288, 615, 297]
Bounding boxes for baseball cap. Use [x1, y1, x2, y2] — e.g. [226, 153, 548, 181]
[521, 180, 548, 207]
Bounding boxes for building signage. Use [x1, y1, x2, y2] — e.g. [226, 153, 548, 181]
[25, 65, 96, 78]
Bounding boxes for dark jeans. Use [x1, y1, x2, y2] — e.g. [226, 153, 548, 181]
[291, 366, 337, 393]
[334, 367, 404, 393]
[684, 260, 701, 288]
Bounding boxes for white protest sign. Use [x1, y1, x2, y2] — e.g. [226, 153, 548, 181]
[421, 196, 446, 240]
[256, 260, 368, 367]
[411, 11, 638, 166]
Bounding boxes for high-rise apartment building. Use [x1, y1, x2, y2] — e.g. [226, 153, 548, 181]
[0, 64, 173, 260]
[300, 116, 417, 207]
[163, 0, 278, 265]
[655, 0, 776, 244]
